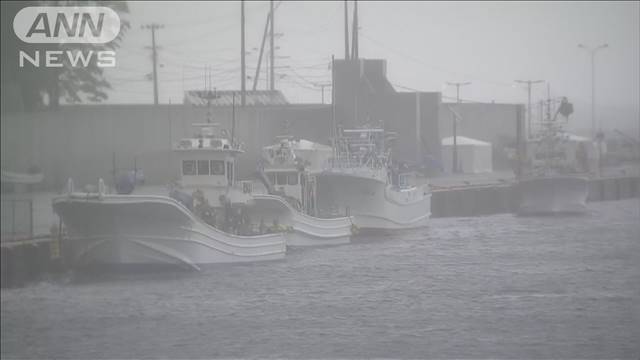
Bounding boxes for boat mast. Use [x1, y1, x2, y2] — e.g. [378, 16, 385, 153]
[232, 92, 236, 145]
[344, 0, 350, 61]
[331, 54, 337, 159]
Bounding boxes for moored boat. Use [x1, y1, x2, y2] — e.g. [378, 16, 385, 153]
[315, 128, 431, 230]
[52, 179, 286, 270]
[254, 136, 353, 246]
[516, 97, 590, 216]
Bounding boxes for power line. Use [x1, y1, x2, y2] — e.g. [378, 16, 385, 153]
[360, 31, 515, 88]
[391, 82, 500, 104]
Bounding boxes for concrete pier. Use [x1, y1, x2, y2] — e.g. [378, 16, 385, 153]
[1, 237, 66, 288]
[431, 175, 639, 218]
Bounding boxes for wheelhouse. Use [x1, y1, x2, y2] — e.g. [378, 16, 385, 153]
[173, 123, 243, 188]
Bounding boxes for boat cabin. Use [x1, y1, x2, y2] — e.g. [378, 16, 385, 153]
[173, 123, 243, 188]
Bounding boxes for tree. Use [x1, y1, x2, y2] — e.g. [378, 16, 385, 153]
[0, 1, 130, 112]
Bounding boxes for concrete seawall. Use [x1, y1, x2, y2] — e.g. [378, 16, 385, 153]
[431, 176, 639, 218]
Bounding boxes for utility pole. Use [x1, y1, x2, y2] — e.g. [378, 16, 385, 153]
[270, 0, 275, 91]
[538, 100, 544, 124]
[515, 79, 544, 139]
[253, 11, 271, 91]
[516, 104, 523, 179]
[344, 0, 350, 61]
[578, 43, 608, 138]
[316, 83, 331, 104]
[142, 23, 163, 105]
[351, 0, 359, 60]
[240, 0, 246, 106]
[446, 81, 471, 173]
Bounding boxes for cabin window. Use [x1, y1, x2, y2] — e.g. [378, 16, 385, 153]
[398, 174, 410, 188]
[210, 160, 225, 175]
[242, 181, 252, 194]
[197, 160, 210, 175]
[276, 172, 287, 186]
[182, 160, 196, 176]
[287, 172, 298, 185]
[267, 172, 276, 185]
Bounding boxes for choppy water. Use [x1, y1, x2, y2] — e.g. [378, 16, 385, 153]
[2, 199, 639, 359]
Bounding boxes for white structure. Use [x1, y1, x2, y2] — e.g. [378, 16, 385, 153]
[1, 170, 43, 184]
[256, 137, 353, 246]
[247, 194, 352, 246]
[172, 123, 250, 207]
[315, 128, 431, 230]
[441, 136, 493, 174]
[517, 121, 590, 216]
[52, 180, 286, 270]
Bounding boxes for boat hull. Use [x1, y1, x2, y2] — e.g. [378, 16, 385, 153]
[52, 194, 286, 269]
[1, 170, 43, 184]
[315, 172, 431, 230]
[247, 194, 352, 247]
[516, 176, 589, 216]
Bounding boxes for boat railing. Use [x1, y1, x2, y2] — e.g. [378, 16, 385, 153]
[326, 151, 388, 169]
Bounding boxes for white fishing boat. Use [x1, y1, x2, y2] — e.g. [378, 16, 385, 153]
[253, 137, 353, 246]
[517, 98, 590, 216]
[315, 128, 431, 230]
[1, 169, 44, 184]
[172, 124, 353, 247]
[52, 179, 286, 270]
[246, 194, 352, 246]
[171, 123, 251, 208]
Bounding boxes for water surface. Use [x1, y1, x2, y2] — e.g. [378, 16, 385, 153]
[2, 199, 639, 359]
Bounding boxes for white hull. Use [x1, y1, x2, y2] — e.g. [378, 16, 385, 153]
[517, 176, 589, 215]
[1, 170, 43, 184]
[52, 193, 286, 270]
[315, 172, 431, 230]
[248, 194, 352, 247]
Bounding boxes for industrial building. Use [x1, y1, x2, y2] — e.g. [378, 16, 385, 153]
[1, 57, 526, 191]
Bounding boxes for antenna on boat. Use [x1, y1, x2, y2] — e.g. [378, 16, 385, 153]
[546, 83, 551, 123]
[231, 91, 236, 146]
[331, 54, 338, 159]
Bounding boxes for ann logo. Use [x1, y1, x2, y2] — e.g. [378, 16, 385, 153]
[14, 7, 120, 44]
[26, 12, 105, 39]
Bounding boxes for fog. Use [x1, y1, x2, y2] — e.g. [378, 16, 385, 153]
[2, 1, 640, 359]
[106, 1, 639, 134]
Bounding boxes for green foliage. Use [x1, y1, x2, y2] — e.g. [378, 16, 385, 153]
[0, 1, 130, 112]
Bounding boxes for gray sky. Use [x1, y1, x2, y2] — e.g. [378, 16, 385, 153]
[105, 1, 639, 134]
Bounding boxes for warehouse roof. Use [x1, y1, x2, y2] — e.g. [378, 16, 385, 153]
[184, 90, 289, 106]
